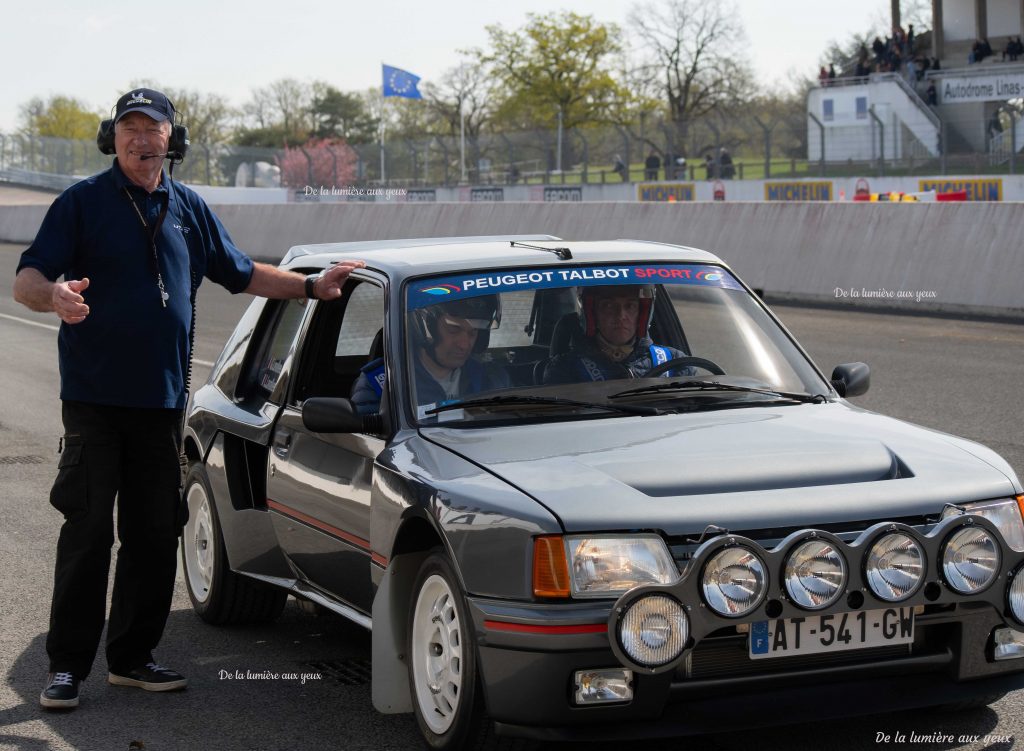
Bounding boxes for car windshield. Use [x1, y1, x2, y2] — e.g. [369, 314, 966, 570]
[404, 262, 830, 424]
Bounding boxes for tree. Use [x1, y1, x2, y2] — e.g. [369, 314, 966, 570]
[310, 82, 378, 143]
[477, 12, 627, 132]
[236, 78, 313, 147]
[422, 63, 491, 141]
[128, 80, 236, 145]
[628, 0, 754, 156]
[276, 138, 358, 189]
[18, 96, 101, 139]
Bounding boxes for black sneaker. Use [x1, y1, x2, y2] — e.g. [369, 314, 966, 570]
[40, 672, 80, 709]
[108, 662, 187, 692]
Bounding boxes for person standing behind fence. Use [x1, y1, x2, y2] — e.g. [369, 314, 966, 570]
[14, 87, 364, 712]
[644, 152, 661, 180]
[613, 154, 627, 181]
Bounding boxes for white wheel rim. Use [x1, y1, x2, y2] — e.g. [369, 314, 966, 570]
[411, 573, 464, 734]
[182, 481, 214, 603]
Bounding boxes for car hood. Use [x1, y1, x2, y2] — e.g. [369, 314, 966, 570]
[420, 403, 1020, 534]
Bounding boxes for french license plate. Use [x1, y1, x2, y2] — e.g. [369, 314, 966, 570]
[749, 607, 914, 659]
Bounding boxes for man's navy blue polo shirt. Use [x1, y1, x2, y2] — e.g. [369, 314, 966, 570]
[17, 159, 254, 409]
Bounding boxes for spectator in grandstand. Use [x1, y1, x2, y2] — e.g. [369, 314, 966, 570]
[970, 38, 993, 63]
[926, 81, 938, 107]
[818, 66, 829, 86]
[872, 36, 886, 63]
[1004, 36, 1023, 62]
[828, 64, 836, 84]
[644, 152, 661, 180]
[907, 25, 915, 54]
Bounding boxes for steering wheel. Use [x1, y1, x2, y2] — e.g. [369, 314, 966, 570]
[644, 356, 726, 378]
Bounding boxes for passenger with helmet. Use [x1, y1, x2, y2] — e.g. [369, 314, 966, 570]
[351, 293, 510, 413]
[543, 284, 693, 384]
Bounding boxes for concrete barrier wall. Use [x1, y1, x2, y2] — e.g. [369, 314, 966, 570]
[4, 201, 1022, 319]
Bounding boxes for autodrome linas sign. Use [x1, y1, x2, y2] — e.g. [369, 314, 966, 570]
[937, 73, 1024, 103]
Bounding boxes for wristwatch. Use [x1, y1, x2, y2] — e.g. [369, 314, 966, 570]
[304, 273, 320, 299]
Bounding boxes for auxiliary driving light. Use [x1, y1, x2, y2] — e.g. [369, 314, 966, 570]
[942, 526, 1000, 594]
[1009, 567, 1024, 624]
[866, 533, 925, 602]
[784, 539, 848, 610]
[618, 595, 688, 668]
[702, 546, 767, 617]
[573, 668, 634, 705]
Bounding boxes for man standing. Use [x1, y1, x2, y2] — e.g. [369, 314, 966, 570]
[13, 88, 363, 710]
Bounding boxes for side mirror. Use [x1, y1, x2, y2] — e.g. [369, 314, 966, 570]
[302, 397, 385, 434]
[831, 362, 870, 398]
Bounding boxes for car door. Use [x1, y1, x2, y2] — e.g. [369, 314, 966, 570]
[265, 278, 386, 613]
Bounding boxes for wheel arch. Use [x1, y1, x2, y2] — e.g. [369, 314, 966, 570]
[371, 513, 447, 715]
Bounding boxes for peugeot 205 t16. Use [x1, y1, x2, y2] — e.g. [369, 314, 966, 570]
[180, 237, 1024, 750]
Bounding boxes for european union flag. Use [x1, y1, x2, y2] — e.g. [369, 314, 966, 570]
[382, 64, 423, 99]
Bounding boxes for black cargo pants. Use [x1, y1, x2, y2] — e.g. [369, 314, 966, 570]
[46, 400, 185, 679]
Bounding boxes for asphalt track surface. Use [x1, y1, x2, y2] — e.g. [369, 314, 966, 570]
[0, 242, 1022, 751]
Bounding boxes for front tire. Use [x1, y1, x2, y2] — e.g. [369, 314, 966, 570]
[408, 552, 486, 750]
[180, 463, 287, 625]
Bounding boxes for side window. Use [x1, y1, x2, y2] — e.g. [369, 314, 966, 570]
[238, 298, 308, 401]
[292, 280, 385, 403]
[486, 290, 535, 348]
[335, 283, 385, 356]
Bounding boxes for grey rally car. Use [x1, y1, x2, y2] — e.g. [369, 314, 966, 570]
[181, 236, 1024, 750]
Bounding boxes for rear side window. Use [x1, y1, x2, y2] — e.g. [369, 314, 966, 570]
[239, 298, 308, 401]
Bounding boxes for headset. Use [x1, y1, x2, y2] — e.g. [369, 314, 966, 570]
[96, 100, 190, 162]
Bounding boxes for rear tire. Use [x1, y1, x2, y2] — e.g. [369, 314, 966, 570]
[180, 463, 286, 625]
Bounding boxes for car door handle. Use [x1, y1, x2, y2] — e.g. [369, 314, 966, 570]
[272, 432, 291, 457]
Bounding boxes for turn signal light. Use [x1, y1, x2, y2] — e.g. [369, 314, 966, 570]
[533, 536, 570, 598]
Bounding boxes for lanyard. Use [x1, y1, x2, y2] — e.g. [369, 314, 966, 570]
[124, 187, 171, 308]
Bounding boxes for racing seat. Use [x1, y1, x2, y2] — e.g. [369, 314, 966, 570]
[534, 313, 585, 384]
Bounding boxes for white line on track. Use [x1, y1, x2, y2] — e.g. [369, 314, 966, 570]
[1, 312, 215, 367]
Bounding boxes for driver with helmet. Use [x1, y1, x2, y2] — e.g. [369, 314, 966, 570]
[543, 284, 693, 384]
[351, 293, 509, 413]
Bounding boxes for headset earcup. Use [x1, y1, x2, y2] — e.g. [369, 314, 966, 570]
[96, 119, 115, 155]
[168, 124, 189, 159]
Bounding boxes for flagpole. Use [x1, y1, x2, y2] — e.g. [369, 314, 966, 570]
[460, 97, 466, 184]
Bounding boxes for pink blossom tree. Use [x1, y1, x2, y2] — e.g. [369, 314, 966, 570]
[277, 138, 358, 189]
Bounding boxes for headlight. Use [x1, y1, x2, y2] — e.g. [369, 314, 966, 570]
[701, 546, 767, 617]
[784, 539, 847, 610]
[942, 526, 1000, 594]
[865, 533, 925, 602]
[618, 595, 688, 667]
[942, 498, 1024, 552]
[566, 535, 678, 598]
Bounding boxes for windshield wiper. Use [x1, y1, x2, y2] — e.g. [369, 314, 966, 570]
[609, 380, 827, 404]
[426, 394, 662, 416]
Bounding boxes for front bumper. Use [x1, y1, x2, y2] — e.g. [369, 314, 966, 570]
[468, 515, 1024, 739]
[471, 599, 1024, 739]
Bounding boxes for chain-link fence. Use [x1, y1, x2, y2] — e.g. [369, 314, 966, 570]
[3, 92, 1022, 190]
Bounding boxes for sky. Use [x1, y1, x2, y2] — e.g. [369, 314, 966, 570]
[0, 0, 898, 133]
